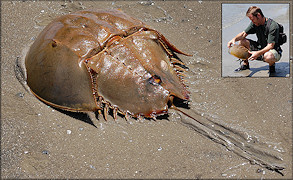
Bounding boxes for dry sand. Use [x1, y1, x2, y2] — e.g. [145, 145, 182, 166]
[1, 1, 292, 179]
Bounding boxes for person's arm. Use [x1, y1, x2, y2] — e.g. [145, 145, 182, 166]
[248, 43, 274, 60]
[227, 31, 248, 48]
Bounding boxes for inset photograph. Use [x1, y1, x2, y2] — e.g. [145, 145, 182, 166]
[222, 4, 290, 77]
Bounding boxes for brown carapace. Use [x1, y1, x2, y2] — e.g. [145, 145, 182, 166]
[228, 44, 251, 60]
[25, 9, 191, 120]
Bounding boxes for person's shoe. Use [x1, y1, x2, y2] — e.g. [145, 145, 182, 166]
[269, 64, 276, 77]
[269, 64, 276, 73]
[234, 64, 250, 72]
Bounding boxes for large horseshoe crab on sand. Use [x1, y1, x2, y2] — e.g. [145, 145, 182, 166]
[25, 9, 190, 120]
[20, 9, 285, 174]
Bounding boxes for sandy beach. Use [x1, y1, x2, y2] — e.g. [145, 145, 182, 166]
[1, 1, 292, 179]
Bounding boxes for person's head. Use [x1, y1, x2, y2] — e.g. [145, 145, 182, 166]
[246, 6, 265, 26]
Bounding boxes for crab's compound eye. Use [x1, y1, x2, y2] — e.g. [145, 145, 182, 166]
[51, 40, 57, 48]
[148, 75, 162, 86]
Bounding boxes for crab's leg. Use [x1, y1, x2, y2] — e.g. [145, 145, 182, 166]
[104, 103, 109, 121]
[113, 107, 118, 121]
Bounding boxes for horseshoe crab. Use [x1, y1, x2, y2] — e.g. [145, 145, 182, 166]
[228, 44, 251, 60]
[25, 9, 191, 120]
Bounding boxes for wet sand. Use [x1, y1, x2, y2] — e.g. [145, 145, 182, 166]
[1, 1, 292, 179]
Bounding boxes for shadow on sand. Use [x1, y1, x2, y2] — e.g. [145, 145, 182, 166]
[248, 62, 290, 77]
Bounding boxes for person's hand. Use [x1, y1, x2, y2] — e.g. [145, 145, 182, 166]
[248, 51, 260, 60]
[227, 39, 235, 48]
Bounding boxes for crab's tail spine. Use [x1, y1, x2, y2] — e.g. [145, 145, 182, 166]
[171, 105, 285, 175]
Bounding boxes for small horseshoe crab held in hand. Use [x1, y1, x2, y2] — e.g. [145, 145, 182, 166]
[24, 9, 191, 121]
[228, 44, 251, 60]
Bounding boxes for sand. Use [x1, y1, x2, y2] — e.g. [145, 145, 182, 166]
[1, 1, 292, 179]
